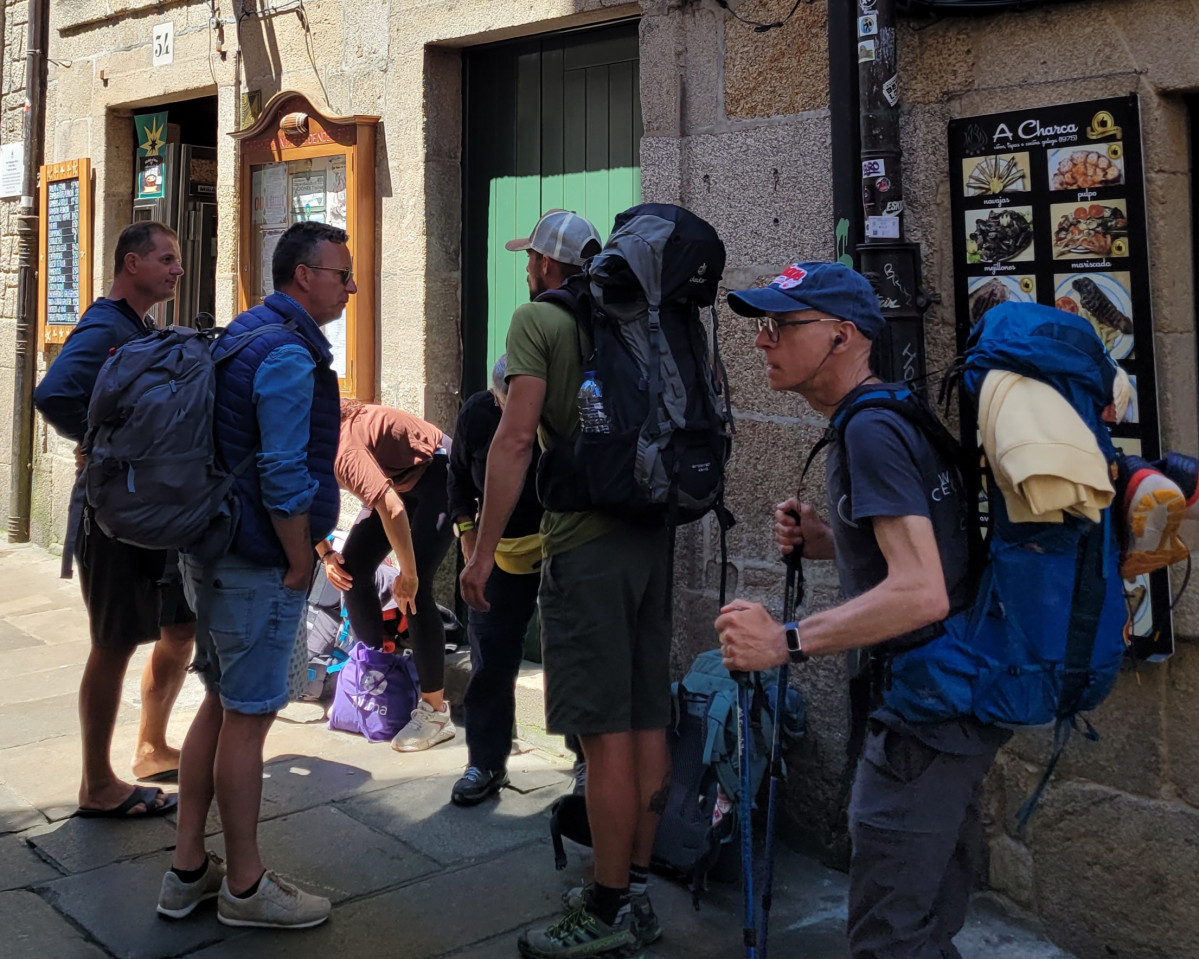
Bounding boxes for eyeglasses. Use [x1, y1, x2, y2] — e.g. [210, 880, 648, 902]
[304, 264, 355, 286]
[752, 315, 838, 343]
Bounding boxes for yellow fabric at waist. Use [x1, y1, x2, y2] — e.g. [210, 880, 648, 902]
[494, 533, 544, 576]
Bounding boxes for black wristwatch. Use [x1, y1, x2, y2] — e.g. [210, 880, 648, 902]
[784, 621, 809, 664]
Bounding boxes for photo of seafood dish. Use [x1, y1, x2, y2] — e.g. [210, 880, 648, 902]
[967, 275, 1036, 324]
[963, 152, 1031, 196]
[966, 207, 1035, 263]
[1054, 271, 1134, 359]
[1047, 146, 1124, 191]
[1051, 202, 1129, 259]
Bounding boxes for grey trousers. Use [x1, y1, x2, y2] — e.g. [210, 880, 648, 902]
[847, 723, 1002, 959]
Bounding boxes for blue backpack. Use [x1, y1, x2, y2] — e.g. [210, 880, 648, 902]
[548, 650, 804, 903]
[832, 302, 1127, 827]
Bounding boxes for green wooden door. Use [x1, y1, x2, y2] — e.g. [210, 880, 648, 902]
[462, 21, 642, 395]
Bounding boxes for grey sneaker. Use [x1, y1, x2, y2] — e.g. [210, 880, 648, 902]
[216, 871, 331, 929]
[391, 700, 456, 752]
[517, 903, 640, 958]
[563, 883, 661, 946]
[156, 852, 226, 919]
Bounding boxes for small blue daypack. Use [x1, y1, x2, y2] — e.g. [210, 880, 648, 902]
[550, 650, 804, 902]
[831, 302, 1127, 826]
[83, 322, 300, 559]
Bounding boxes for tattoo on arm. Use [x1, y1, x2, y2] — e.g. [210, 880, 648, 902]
[648, 776, 671, 815]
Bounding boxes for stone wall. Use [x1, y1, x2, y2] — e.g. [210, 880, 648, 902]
[5, 0, 1199, 955]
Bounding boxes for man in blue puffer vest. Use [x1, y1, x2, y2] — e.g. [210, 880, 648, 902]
[158, 221, 349, 930]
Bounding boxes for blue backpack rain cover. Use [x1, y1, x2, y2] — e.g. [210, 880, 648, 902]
[835, 303, 1127, 825]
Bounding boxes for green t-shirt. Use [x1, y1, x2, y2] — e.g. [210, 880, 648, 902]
[504, 300, 615, 556]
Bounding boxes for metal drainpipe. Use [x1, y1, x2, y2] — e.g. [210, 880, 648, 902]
[855, 0, 933, 386]
[8, 0, 49, 542]
[829, 0, 863, 272]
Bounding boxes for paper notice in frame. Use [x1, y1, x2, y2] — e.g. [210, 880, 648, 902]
[261, 228, 284, 298]
[327, 156, 347, 229]
[261, 163, 288, 227]
[290, 170, 327, 222]
[948, 94, 1173, 660]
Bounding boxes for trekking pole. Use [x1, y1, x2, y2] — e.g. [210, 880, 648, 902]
[733, 669, 758, 959]
[759, 522, 803, 958]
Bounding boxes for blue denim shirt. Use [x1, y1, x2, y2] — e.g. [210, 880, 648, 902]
[252, 343, 320, 517]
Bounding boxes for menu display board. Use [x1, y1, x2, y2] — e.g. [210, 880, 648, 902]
[949, 96, 1172, 660]
[38, 159, 93, 346]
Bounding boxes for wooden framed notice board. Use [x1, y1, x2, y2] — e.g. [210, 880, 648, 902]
[231, 91, 379, 399]
[38, 158, 93, 346]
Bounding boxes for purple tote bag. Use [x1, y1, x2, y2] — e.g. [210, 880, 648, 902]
[328, 642, 421, 742]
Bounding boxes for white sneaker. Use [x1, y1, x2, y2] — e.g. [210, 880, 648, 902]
[216, 871, 331, 929]
[157, 852, 226, 919]
[391, 700, 456, 752]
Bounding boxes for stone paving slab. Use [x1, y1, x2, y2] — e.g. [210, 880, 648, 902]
[0, 781, 48, 834]
[0, 692, 137, 750]
[9, 606, 93, 647]
[0, 619, 43, 652]
[0, 834, 62, 890]
[0, 888, 110, 959]
[208, 804, 440, 903]
[337, 766, 570, 866]
[26, 808, 179, 874]
[182, 840, 570, 959]
[41, 851, 239, 959]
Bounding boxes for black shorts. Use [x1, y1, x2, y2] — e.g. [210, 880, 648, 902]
[75, 517, 195, 649]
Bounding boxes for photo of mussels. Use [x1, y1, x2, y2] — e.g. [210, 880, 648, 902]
[1054, 271, 1134, 359]
[965, 206, 1035, 264]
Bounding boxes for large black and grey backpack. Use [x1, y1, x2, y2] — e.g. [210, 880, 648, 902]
[536, 203, 732, 526]
[83, 322, 300, 560]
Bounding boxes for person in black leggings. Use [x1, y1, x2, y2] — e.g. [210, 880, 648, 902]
[324, 401, 455, 752]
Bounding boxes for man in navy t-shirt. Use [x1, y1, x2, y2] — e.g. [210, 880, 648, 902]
[715, 262, 1008, 959]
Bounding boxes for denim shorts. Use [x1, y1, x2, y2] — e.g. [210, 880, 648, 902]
[181, 553, 307, 715]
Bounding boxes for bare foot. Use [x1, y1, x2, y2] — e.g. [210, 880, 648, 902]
[131, 744, 181, 781]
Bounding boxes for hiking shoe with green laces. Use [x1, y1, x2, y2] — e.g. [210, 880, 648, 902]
[157, 852, 226, 919]
[562, 884, 661, 946]
[517, 904, 641, 958]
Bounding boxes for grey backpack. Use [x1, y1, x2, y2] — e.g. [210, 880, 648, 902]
[83, 323, 293, 559]
[535, 203, 733, 526]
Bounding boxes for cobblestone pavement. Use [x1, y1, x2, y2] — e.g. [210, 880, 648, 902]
[0, 542, 1074, 959]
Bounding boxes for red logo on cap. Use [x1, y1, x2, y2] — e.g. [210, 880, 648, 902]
[774, 265, 807, 290]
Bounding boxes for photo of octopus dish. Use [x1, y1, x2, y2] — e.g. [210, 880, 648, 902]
[1051, 202, 1129, 260]
[1054, 271, 1134, 359]
[1047, 146, 1124, 191]
[965, 207, 1035, 264]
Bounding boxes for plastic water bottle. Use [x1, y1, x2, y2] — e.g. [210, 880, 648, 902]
[577, 370, 610, 434]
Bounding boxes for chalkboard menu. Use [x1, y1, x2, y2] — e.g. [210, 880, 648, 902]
[38, 159, 93, 346]
[948, 96, 1172, 660]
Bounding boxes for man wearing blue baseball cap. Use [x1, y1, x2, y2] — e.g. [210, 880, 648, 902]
[715, 262, 1008, 958]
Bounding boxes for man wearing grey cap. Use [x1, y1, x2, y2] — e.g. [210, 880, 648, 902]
[714, 262, 1008, 959]
[462, 210, 672, 958]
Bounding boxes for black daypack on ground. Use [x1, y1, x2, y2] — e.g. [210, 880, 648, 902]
[535, 203, 732, 526]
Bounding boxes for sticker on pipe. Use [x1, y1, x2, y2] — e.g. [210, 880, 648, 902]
[858, 15, 878, 37]
[866, 216, 901, 239]
[883, 75, 899, 107]
[862, 158, 886, 178]
[858, 39, 876, 63]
